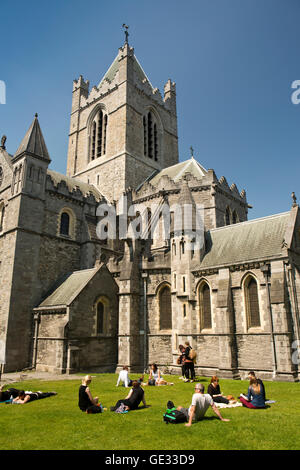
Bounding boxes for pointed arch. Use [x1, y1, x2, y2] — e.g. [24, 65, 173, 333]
[243, 273, 261, 329]
[198, 279, 212, 330]
[225, 206, 231, 226]
[94, 295, 110, 335]
[57, 207, 76, 239]
[232, 210, 239, 224]
[157, 282, 172, 330]
[143, 106, 163, 162]
[87, 104, 108, 163]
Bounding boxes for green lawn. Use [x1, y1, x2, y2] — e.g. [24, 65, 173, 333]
[0, 374, 299, 450]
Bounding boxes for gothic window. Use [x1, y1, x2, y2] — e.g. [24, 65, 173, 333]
[154, 123, 158, 161]
[180, 238, 185, 256]
[182, 276, 186, 292]
[183, 304, 187, 317]
[244, 275, 261, 328]
[225, 207, 231, 226]
[90, 108, 108, 161]
[97, 301, 104, 334]
[159, 285, 172, 330]
[143, 111, 159, 161]
[91, 121, 96, 160]
[60, 212, 70, 236]
[232, 210, 239, 224]
[28, 165, 34, 180]
[103, 114, 108, 155]
[199, 281, 212, 330]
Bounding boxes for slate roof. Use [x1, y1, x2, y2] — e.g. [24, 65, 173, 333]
[146, 157, 207, 187]
[14, 114, 50, 161]
[36, 268, 99, 308]
[198, 212, 290, 270]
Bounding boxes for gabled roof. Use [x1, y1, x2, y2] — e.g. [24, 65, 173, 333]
[14, 114, 50, 161]
[198, 212, 290, 270]
[36, 267, 100, 309]
[146, 157, 207, 188]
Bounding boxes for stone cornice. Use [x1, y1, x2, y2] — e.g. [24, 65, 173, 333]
[192, 257, 288, 277]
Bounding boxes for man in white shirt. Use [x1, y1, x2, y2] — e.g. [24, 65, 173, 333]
[177, 383, 230, 427]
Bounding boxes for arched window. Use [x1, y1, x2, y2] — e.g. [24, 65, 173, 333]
[90, 108, 108, 161]
[180, 239, 185, 256]
[159, 285, 172, 330]
[60, 212, 70, 236]
[232, 210, 239, 224]
[97, 301, 104, 334]
[91, 121, 96, 160]
[225, 207, 231, 226]
[244, 275, 261, 328]
[199, 281, 212, 330]
[143, 111, 159, 161]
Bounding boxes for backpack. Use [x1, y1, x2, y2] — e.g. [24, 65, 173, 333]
[115, 403, 128, 414]
[163, 407, 187, 424]
[189, 349, 197, 361]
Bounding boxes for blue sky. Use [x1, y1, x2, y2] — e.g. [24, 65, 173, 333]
[0, 0, 299, 219]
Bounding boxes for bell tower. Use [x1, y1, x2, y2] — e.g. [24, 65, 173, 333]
[66, 35, 179, 202]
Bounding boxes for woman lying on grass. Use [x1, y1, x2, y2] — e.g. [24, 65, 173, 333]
[13, 390, 57, 404]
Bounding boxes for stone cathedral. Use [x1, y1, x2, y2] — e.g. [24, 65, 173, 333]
[1, 37, 300, 381]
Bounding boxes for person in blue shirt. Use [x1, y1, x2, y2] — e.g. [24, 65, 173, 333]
[248, 371, 266, 401]
[239, 378, 266, 409]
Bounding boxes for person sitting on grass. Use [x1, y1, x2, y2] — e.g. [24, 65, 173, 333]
[116, 366, 132, 388]
[13, 390, 57, 404]
[147, 363, 174, 386]
[78, 375, 103, 414]
[247, 371, 266, 401]
[111, 380, 147, 412]
[177, 383, 230, 426]
[116, 367, 144, 388]
[207, 376, 236, 405]
[239, 377, 266, 409]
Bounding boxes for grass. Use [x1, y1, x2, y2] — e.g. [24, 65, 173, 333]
[0, 374, 299, 450]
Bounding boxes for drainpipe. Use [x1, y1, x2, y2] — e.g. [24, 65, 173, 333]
[32, 312, 40, 369]
[260, 264, 277, 378]
[141, 272, 148, 373]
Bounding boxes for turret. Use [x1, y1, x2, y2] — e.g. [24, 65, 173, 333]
[164, 79, 177, 115]
[11, 114, 50, 199]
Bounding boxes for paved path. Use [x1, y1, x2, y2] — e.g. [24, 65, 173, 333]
[0, 370, 83, 385]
